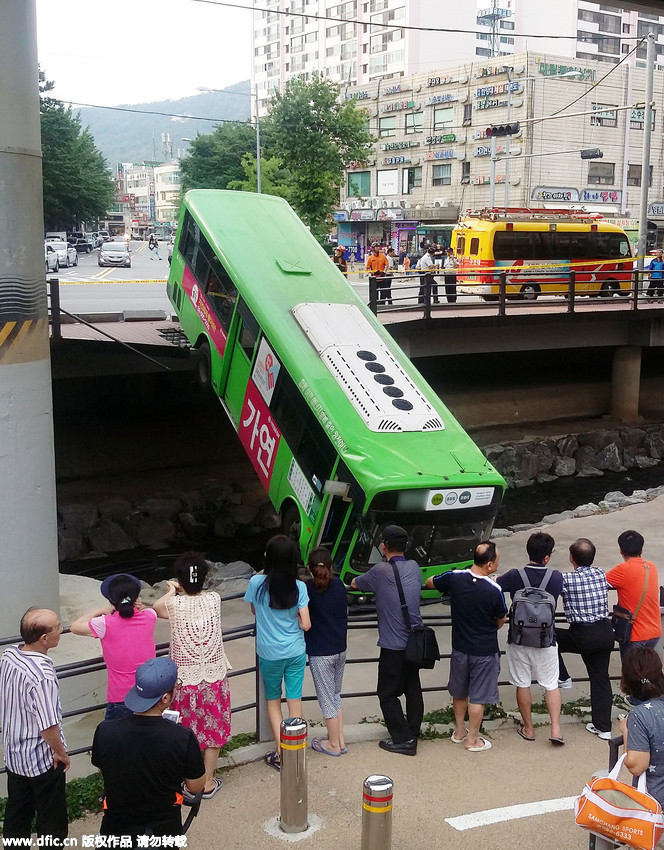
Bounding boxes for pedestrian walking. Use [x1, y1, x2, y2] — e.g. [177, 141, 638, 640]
[647, 249, 664, 299]
[153, 551, 232, 800]
[0, 608, 69, 842]
[70, 573, 157, 720]
[244, 535, 311, 772]
[152, 236, 161, 260]
[332, 246, 348, 276]
[305, 547, 348, 757]
[556, 538, 615, 740]
[351, 525, 423, 756]
[366, 243, 390, 305]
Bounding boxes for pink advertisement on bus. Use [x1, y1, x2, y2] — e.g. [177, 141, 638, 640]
[239, 378, 282, 490]
[182, 265, 228, 354]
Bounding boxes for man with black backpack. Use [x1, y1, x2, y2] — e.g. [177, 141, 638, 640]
[497, 532, 565, 745]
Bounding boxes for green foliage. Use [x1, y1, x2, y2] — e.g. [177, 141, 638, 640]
[39, 69, 114, 230]
[180, 122, 260, 193]
[266, 74, 374, 240]
[227, 154, 293, 201]
[219, 732, 257, 756]
[423, 703, 507, 725]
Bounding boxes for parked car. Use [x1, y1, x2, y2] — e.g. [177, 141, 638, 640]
[98, 241, 131, 268]
[98, 229, 111, 242]
[67, 233, 93, 253]
[48, 240, 78, 267]
[44, 243, 59, 274]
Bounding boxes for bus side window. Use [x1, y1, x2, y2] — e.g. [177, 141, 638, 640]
[236, 299, 260, 362]
[469, 237, 479, 256]
[181, 210, 198, 267]
[270, 370, 337, 496]
[456, 236, 465, 255]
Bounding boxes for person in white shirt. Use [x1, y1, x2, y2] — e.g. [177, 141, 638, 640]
[415, 246, 439, 305]
[443, 247, 459, 304]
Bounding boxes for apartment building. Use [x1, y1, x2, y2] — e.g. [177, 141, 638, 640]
[333, 50, 664, 259]
[154, 162, 182, 230]
[251, 1, 664, 115]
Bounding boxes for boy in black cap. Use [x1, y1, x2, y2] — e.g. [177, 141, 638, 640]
[92, 657, 205, 845]
[351, 525, 423, 755]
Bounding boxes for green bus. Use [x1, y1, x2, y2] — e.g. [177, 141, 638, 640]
[167, 190, 505, 599]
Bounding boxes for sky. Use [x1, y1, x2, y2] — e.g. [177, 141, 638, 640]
[36, 0, 253, 107]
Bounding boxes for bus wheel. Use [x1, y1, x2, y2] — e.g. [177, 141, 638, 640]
[196, 341, 212, 387]
[281, 503, 301, 541]
[600, 279, 620, 297]
[520, 283, 539, 301]
[482, 295, 499, 302]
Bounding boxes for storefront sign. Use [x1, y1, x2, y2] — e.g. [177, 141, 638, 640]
[538, 62, 596, 82]
[427, 75, 455, 87]
[381, 100, 416, 113]
[426, 93, 459, 105]
[377, 208, 404, 220]
[345, 90, 370, 101]
[347, 160, 370, 170]
[531, 187, 580, 202]
[425, 150, 455, 161]
[350, 209, 375, 221]
[475, 144, 505, 157]
[333, 210, 349, 221]
[471, 174, 505, 185]
[384, 84, 411, 95]
[476, 64, 511, 78]
[475, 81, 520, 97]
[381, 141, 419, 150]
[476, 98, 510, 110]
[425, 134, 456, 145]
[382, 156, 411, 165]
[648, 202, 664, 217]
[581, 189, 622, 203]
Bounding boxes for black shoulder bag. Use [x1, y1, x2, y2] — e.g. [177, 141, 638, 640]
[611, 561, 649, 645]
[390, 560, 440, 669]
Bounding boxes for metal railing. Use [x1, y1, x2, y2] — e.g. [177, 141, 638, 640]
[366, 268, 663, 319]
[0, 598, 616, 775]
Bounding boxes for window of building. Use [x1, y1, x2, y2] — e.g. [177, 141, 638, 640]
[377, 168, 399, 195]
[379, 115, 397, 137]
[476, 47, 491, 58]
[402, 166, 422, 194]
[432, 164, 451, 186]
[627, 164, 653, 187]
[587, 161, 615, 185]
[433, 106, 454, 131]
[500, 19, 515, 29]
[348, 171, 371, 196]
[590, 104, 618, 128]
[405, 112, 423, 134]
[623, 23, 631, 33]
[461, 161, 470, 183]
[500, 36, 514, 44]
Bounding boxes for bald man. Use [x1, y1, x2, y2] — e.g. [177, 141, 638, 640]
[0, 608, 69, 840]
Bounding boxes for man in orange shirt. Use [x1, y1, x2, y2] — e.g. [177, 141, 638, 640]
[366, 244, 390, 306]
[606, 530, 661, 660]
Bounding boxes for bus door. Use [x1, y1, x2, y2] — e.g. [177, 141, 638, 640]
[220, 299, 260, 424]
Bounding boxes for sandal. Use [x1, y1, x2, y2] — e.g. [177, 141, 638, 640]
[202, 776, 223, 799]
[311, 737, 342, 757]
[264, 751, 281, 772]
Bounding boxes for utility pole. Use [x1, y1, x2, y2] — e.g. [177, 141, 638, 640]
[0, 1, 60, 616]
[255, 88, 262, 194]
[637, 32, 655, 278]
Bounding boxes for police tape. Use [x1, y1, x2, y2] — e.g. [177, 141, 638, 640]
[55, 279, 168, 285]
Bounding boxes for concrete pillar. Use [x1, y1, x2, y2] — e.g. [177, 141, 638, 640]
[0, 1, 60, 621]
[610, 345, 641, 422]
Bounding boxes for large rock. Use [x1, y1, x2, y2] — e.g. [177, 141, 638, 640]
[58, 528, 88, 561]
[229, 504, 259, 526]
[136, 518, 176, 547]
[257, 503, 282, 530]
[575, 445, 599, 474]
[133, 497, 182, 522]
[579, 430, 624, 451]
[594, 443, 625, 472]
[213, 514, 236, 538]
[645, 431, 664, 460]
[556, 436, 579, 457]
[87, 520, 137, 553]
[178, 512, 210, 541]
[59, 504, 99, 533]
[98, 499, 132, 524]
[551, 456, 576, 477]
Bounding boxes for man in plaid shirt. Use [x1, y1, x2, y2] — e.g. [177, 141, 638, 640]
[556, 538, 615, 740]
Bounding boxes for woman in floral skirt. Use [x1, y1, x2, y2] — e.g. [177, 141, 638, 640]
[154, 551, 231, 799]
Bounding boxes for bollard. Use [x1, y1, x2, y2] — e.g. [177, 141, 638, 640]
[280, 717, 308, 834]
[361, 774, 393, 850]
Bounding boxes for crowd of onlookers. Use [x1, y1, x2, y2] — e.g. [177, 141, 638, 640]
[1, 524, 663, 845]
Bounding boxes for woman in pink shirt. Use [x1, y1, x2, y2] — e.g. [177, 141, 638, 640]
[70, 573, 157, 720]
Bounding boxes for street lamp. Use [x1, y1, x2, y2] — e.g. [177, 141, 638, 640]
[196, 86, 261, 194]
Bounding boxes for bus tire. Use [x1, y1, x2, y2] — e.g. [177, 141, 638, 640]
[520, 283, 539, 301]
[281, 503, 301, 541]
[600, 279, 620, 297]
[482, 295, 499, 302]
[196, 341, 212, 388]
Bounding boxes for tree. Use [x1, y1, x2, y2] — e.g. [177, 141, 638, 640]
[39, 71, 114, 230]
[179, 122, 259, 193]
[226, 153, 292, 200]
[266, 74, 373, 239]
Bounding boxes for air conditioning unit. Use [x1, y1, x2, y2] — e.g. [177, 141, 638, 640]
[433, 198, 450, 208]
[371, 197, 382, 209]
[350, 200, 361, 210]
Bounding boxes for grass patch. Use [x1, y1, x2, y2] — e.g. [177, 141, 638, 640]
[219, 732, 257, 756]
[423, 703, 507, 725]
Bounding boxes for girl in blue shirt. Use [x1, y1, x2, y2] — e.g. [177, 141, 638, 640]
[244, 535, 310, 771]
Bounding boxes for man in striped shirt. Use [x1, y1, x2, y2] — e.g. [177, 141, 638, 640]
[556, 538, 615, 740]
[0, 608, 69, 840]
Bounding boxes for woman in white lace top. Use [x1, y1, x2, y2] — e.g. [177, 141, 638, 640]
[153, 552, 231, 800]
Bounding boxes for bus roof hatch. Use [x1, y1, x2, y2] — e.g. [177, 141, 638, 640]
[291, 302, 445, 434]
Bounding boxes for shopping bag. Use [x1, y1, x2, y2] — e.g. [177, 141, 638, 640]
[575, 753, 664, 850]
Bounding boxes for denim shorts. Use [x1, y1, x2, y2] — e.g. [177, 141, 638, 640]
[259, 653, 306, 700]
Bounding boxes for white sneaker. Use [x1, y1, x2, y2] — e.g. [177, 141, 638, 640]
[558, 677, 573, 689]
[586, 722, 612, 740]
